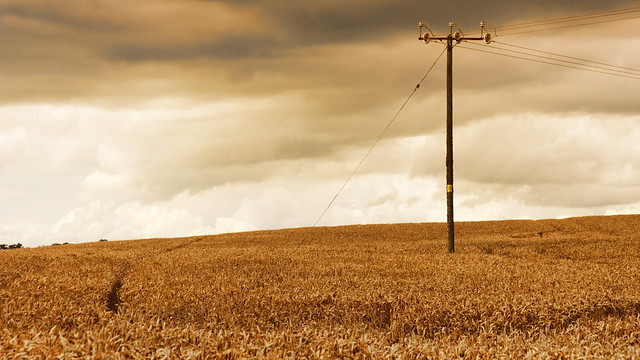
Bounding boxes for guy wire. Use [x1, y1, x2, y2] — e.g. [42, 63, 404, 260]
[290, 47, 446, 254]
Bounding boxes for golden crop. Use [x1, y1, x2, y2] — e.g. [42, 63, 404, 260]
[1, 215, 639, 358]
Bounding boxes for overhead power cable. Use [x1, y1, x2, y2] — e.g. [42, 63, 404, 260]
[498, 15, 640, 36]
[290, 48, 446, 254]
[495, 6, 640, 36]
[493, 41, 640, 75]
[458, 44, 640, 80]
[498, 6, 640, 31]
[464, 41, 640, 77]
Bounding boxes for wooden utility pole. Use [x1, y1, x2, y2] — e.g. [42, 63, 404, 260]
[446, 33, 454, 253]
[419, 21, 492, 253]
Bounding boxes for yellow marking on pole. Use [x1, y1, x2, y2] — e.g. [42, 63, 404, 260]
[447, 184, 453, 193]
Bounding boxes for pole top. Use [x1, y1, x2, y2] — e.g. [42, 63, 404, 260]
[419, 21, 493, 43]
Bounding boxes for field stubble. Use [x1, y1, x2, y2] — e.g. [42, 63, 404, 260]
[1, 215, 639, 358]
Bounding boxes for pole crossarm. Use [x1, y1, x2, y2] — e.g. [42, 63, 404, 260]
[419, 21, 494, 44]
[418, 21, 493, 253]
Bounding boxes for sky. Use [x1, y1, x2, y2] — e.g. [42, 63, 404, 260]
[1, 0, 640, 247]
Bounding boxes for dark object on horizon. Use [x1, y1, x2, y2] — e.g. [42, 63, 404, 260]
[1, 243, 23, 250]
[99, 239, 108, 242]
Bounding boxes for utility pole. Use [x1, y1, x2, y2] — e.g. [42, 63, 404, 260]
[419, 21, 493, 253]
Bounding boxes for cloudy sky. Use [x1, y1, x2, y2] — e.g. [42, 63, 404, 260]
[2, 1, 640, 247]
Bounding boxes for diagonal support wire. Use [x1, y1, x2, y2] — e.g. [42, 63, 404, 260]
[291, 47, 446, 254]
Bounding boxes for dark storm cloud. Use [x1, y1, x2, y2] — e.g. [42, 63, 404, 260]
[0, 2, 127, 33]
[109, 0, 630, 62]
[1, 0, 634, 97]
[2, 0, 632, 65]
[208, 0, 632, 50]
[105, 35, 280, 62]
[2, 0, 634, 109]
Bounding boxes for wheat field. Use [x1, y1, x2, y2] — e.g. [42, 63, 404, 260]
[1, 215, 639, 359]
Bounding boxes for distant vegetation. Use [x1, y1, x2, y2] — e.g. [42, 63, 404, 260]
[0, 243, 22, 250]
[1, 215, 639, 358]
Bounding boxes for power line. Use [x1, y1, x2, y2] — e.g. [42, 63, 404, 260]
[458, 45, 640, 80]
[494, 6, 640, 36]
[497, 6, 640, 31]
[494, 41, 640, 75]
[498, 14, 640, 36]
[290, 48, 446, 254]
[459, 45, 640, 80]
[464, 41, 640, 77]
[479, 6, 640, 76]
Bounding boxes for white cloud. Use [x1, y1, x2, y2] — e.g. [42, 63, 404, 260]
[3, 105, 640, 248]
[50, 201, 216, 244]
[0, 222, 45, 247]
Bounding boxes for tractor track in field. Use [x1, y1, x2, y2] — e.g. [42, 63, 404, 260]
[103, 236, 208, 313]
[105, 264, 129, 314]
